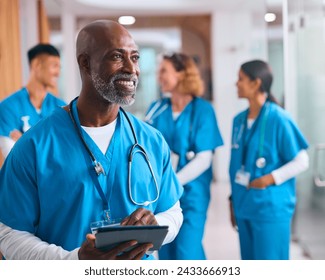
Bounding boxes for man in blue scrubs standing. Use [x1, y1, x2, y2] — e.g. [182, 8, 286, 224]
[0, 43, 66, 162]
[0, 20, 183, 260]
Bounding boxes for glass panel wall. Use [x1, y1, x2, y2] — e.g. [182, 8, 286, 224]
[286, 0, 325, 259]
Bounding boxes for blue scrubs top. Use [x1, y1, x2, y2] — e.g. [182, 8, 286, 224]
[0, 87, 66, 136]
[146, 97, 223, 209]
[0, 104, 183, 251]
[229, 102, 309, 221]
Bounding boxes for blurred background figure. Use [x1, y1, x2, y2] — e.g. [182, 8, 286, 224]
[0, 43, 66, 163]
[145, 53, 223, 260]
[229, 60, 309, 260]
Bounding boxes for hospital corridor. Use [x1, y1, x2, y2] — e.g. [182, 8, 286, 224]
[1, 0, 325, 265]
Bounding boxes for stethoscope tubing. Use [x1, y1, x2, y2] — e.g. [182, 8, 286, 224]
[232, 102, 271, 168]
[68, 97, 159, 206]
[146, 98, 197, 163]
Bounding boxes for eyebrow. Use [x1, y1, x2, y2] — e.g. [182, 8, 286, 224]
[114, 48, 139, 54]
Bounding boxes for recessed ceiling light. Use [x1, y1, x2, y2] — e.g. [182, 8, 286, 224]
[264, 13, 276, 23]
[118, 16, 136, 25]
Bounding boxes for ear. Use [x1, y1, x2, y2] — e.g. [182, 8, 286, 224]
[253, 78, 263, 92]
[30, 57, 42, 71]
[77, 53, 90, 74]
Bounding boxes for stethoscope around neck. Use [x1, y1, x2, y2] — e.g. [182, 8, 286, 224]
[234, 101, 271, 169]
[145, 97, 197, 162]
[68, 97, 159, 207]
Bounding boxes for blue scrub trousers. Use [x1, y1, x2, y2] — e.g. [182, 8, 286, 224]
[237, 218, 291, 260]
[158, 178, 211, 260]
[159, 208, 207, 260]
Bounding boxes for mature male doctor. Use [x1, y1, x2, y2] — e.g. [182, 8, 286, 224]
[0, 20, 183, 260]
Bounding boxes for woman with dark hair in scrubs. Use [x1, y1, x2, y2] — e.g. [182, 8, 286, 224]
[229, 60, 309, 260]
[145, 53, 223, 259]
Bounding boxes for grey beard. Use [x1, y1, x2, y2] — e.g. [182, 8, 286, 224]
[91, 72, 137, 106]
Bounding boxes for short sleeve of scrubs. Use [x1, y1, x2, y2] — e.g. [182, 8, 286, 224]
[154, 133, 183, 213]
[0, 102, 18, 137]
[192, 100, 223, 153]
[276, 110, 308, 162]
[0, 142, 39, 233]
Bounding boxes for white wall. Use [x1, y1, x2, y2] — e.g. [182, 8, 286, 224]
[60, 2, 79, 103]
[211, 10, 268, 182]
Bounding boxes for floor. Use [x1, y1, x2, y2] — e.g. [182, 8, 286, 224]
[203, 181, 312, 260]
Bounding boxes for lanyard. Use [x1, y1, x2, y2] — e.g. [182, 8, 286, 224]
[70, 99, 113, 222]
[241, 102, 270, 167]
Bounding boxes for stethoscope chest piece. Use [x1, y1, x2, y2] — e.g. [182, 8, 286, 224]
[186, 150, 196, 161]
[256, 157, 266, 168]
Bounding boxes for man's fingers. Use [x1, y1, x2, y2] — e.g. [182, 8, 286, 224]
[107, 240, 138, 256]
[85, 234, 96, 247]
[125, 208, 157, 225]
[118, 243, 153, 260]
[86, 234, 96, 241]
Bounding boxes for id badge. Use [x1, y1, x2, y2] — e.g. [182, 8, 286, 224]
[235, 168, 251, 188]
[90, 218, 123, 234]
[170, 151, 179, 171]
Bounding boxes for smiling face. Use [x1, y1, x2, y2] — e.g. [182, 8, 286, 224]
[88, 24, 140, 106]
[34, 55, 60, 88]
[236, 69, 259, 100]
[158, 59, 181, 93]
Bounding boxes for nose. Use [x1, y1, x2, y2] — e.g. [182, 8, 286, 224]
[54, 65, 61, 77]
[124, 57, 138, 75]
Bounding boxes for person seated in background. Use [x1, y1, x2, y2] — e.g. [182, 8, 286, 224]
[0, 43, 66, 162]
[0, 19, 183, 260]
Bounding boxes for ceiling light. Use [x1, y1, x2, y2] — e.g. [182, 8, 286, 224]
[264, 13, 276, 23]
[118, 16, 136, 25]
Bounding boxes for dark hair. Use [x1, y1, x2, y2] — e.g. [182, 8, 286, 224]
[163, 53, 188, 72]
[162, 53, 204, 96]
[241, 59, 278, 104]
[27, 43, 60, 64]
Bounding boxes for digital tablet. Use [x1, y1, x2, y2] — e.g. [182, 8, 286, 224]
[95, 225, 169, 251]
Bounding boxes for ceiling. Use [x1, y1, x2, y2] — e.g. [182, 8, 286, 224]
[44, 0, 282, 17]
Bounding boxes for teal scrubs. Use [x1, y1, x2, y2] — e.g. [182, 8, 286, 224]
[0, 87, 66, 136]
[0, 100, 183, 259]
[146, 97, 223, 260]
[229, 101, 308, 259]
